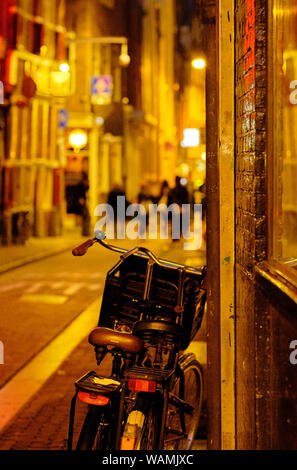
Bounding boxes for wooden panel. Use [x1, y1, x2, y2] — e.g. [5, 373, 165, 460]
[204, 2, 221, 450]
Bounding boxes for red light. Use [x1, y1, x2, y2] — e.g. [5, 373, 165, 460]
[8, 6, 17, 14]
[128, 379, 156, 392]
[78, 391, 109, 406]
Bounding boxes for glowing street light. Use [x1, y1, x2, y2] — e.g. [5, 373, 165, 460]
[181, 128, 200, 148]
[119, 43, 131, 67]
[191, 58, 206, 69]
[68, 129, 88, 152]
[59, 63, 70, 73]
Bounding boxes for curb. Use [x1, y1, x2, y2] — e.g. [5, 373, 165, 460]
[0, 244, 76, 274]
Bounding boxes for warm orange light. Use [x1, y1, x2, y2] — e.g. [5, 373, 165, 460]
[191, 58, 206, 69]
[78, 391, 109, 406]
[128, 379, 156, 392]
[59, 63, 70, 73]
[68, 129, 88, 152]
[119, 53, 131, 67]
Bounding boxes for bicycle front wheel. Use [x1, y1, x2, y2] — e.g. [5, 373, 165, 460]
[164, 355, 204, 450]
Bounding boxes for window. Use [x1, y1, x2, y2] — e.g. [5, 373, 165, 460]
[270, 0, 297, 264]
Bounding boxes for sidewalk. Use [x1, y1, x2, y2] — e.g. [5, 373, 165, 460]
[0, 230, 206, 274]
[0, 230, 84, 274]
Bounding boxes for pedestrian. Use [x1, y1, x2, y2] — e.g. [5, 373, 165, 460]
[157, 180, 170, 205]
[167, 176, 190, 241]
[157, 180, 170, 238]
[74, 171, 90, 236]
[107, 183, 130, 237]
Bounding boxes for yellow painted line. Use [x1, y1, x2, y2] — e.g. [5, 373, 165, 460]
[19, 294, 69, 304]
[0, 297, 101, 434]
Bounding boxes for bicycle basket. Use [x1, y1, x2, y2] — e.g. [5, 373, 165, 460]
[97, 252, 206, 350]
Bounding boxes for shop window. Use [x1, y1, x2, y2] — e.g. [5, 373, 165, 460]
[32, 23, 44, 55]
[7, 10, 18, 50]
[270, 0, 297, 265]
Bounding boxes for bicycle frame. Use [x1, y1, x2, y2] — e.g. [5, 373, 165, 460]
[68, 230, 206, 450]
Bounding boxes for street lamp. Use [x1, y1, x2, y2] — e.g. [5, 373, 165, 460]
[59, 63, 70, 73]
[191, 57, 206, 69]
[68, 129, 88, 153]
[72, 36, 130, 67]
[119, 44, 131, 67]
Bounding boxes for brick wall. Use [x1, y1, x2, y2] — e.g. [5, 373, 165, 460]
[235, 0, 270, 448]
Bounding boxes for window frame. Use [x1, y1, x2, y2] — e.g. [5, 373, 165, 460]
[262, 0, 297, 298]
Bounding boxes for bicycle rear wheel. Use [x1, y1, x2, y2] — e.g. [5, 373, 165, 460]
[120, 394, 158, 450]
[76, 405, 107, 450]
[164, 354, 203, 450]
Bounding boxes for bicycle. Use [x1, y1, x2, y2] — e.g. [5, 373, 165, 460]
[67, 230, 207, 450]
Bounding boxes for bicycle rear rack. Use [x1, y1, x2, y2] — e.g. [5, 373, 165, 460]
[126, 365, 174, 381]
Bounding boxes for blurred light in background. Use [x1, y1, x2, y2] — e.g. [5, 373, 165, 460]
[191, 58, 206, 69]
[95, 116, 104, 126]
[201, 152, 206, 160]
[59, 63, 70, 73]
[119, 43, 131, 67]
[180, 178, 188, 186]
[40, 45, 48, 57]
[196, 159, 206, 172]
[180, 162, 190, 176]
[68, 129, 88, 152]
[119, 53, 131, 67]
[194, 179, 204, 188]
[181, 128, 200, 148]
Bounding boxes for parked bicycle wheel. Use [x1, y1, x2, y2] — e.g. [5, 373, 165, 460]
[120, 394, 158, 450]
[76, 405, 107, 450]
[164, 354, 203, 450]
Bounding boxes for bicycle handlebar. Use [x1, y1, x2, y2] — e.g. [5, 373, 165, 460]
[72, 237, 97, 256]
[72, 230, 206, 276]
[72, 230, 160, 260]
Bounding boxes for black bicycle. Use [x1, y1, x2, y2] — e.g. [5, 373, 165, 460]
[67, 230, 207, 450]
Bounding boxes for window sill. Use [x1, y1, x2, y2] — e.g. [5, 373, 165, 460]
[255, 260, 297, 308]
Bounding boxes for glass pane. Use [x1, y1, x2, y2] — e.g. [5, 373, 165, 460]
[272, 0, 297, 264]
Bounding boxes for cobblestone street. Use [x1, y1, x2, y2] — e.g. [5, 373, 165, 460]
[0, 237, 206, 450]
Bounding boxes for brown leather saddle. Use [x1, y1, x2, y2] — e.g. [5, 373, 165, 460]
[88, 327, 143, 354]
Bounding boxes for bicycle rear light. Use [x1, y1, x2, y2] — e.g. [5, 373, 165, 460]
[128, 379, 156, 392]
[78, 390, 110, 406]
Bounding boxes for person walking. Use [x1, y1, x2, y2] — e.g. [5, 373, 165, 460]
[74, 172, 90, 236]
[167, 176, 189, 242]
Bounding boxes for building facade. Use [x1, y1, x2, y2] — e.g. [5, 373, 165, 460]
[0, 0, 74, 243]
[203, 0, 297, 450]
[64, 0, 190, 228]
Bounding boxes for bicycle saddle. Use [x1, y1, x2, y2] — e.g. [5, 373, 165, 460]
[88, 327, 143, 354]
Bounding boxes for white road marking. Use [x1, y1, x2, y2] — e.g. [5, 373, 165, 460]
[0, 282, 27, 292]
[19, 294, 69, 305]
[0, 297, 102, 433]
[25, 282, 45, 293]
[89, 272, 105, 279]
[50, 282, 65, 289]
[0, 281, 102, 298]
[86, 283, 102, 291]
[63, 283, 85, 296]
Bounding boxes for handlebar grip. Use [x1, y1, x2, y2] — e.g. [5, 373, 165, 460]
[72, 238, 96, 256]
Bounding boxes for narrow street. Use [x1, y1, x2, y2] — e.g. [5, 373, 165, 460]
[0, 239, 206, 450]
[1, 0, 297, 454]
